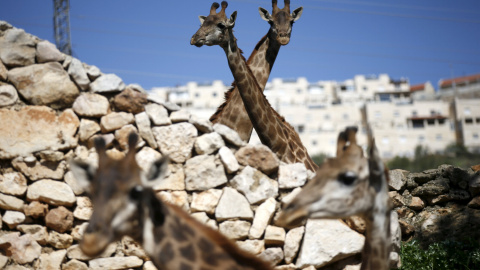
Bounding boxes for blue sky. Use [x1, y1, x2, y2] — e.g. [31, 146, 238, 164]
[2, 0, 480, 90]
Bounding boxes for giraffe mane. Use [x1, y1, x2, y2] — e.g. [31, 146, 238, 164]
[166, 202, 273, 269]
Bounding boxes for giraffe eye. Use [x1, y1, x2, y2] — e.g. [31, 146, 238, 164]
[217, 23, 226, 29]
[129, 186, 143, 201]
[338, 171, 357, 186]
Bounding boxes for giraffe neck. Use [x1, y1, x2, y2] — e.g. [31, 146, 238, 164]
[210, 30, 281, 142]
[361, 192, 391, 270]
[220, 29, 318, 172]
[138, 188, 272, 270]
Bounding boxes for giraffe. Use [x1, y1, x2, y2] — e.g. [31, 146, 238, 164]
[276, 127, 392, 270]
[70, 133, 273, 270]
[190, 1, 318, 172]
[209, 0, 303, 143]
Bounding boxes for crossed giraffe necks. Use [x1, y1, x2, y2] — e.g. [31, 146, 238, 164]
[221, 29, 318, 172]
[210, 30, 280, 142]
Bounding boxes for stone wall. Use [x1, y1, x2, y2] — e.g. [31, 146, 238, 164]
[0, 20, 478, 270]
[389, 165, 480, 246]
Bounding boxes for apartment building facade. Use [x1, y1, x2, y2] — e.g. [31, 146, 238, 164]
[149, 73, 479, 158]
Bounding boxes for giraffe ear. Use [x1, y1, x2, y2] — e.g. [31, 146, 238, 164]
[198, 15, 207, 25]
[258, 7, 272, 22]
[227, 11, 237, 28]
[69, 160, 95, 193]
[291, 7, 303, 22]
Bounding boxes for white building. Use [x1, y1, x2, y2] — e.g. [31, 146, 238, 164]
[438, 73, 480, 101]
[455, 98, 480, 152]
[149, 73, 479, 159]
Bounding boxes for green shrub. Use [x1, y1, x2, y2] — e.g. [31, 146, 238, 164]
[399, 239, 480, 270]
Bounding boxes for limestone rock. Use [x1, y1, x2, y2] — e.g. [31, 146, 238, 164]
[153, 122, 197, 163]
[24, 201, 48, 218]
[68, 58, 90, 90]
[469, 174, 480, 197]
[113, 87, 148, 114]
[236, 239, 265, 255]
[213, 123, 245, 147]
[45, 206, 74, 233]
[62, 259, 89, 270]
[0, 233, 41, 264]
[235, 145, 280, 175]
[190, 114, 213, 133]
[0, 172, 27, 196]
[90, 73, 126, 93]
[170, 109, 191, 123]
[143, 261, 158, 270]
[296, 219, 365, 268]
[194, 132, 225, 155]
[145, 103, 171, 126]
[17, 224, 48, 245]
[0, 254, 6, 269]
[73, 197, 93, 220]
[230, 166, 278, 205]
[27, 180, 76, 207]
[8, 62, 79, 108]
[184, 155, 227, 191]
[264, 225, 286, 246]
[0, 106, 79, 159]
[281, 187, 302, 205]
[389, 169, 408, 191]
[157, 191, 190, 212]
[35, 249, 67, 270]
[71, 222, 88, 241]
[345, 216, 366, 234]
[219, 220, 251, 240]
[121, 236, 148, 260]
[216, 187, 254, 221]
[47, 231, 73, 249]
[153, 163, 185, 191]
[0, 28, 36, 67]
[0, 193, 25, 211]
[64, 171, 86, 196]
[85, 64, 101, 80]
[259, 247, 284, 266]
[36, 40, 64, 63]
[278, 163, 308, 189]
[72, 93, 109, 117]
[0, 84, 18, 107]
[249, 198, 276, 239]
[135, 146, 163, 172]
[411, 179, 450, 197]
[135, 112, 158, 149]
[468, 196, 480, 209]
[78, 118, 101, 141]
[88, 256, 143, 270]
[408, 196, 425, 210]
[219, 146, 239, 174]
[100, 112, 135, 133]
[191, 189, 222, 215]
[0, 59, 7, 81]
[2, 211, 25, 228]
[284, 226, 305, 264]
[66, 244, 116, 261]
[12, 158, 67, 181]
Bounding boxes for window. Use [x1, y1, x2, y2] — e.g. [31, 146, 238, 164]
[436, 134, 442, 141]
[298, 125, 305, 133]
[324, 114, 331, 120]
[430, 110, 437, 116]
[343, 113, 349, 120]
[427, 119, 435, 126]
[382, 137, 389, 145]
[477, 118, 480, 124]
[439, 119, 446, 125]
[419, 135, 425, 142]
[412, 110, 418, 116]
[212, 92, 218, 97]
[195, 92, 200, 98]
[464, 108, 471, 115]
[466, 118, 474, 124]
[375, 111, 381, 119]
[297, 89, 303, 94]
[363, 86, 368, 91]
[412, 119, 424, 128]
[393, 111, 400, 117]
[312, 140, 318, 146]
[473, 133, 479, 140]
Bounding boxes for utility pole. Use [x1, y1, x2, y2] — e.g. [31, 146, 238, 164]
[53, 0, 72, 55]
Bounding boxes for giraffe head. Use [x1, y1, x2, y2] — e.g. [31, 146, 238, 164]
[277, 127, 373, 228]
[70, 133, 169, 256]
[190, 1, 237, 48]
[259, 0, 303, 45]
